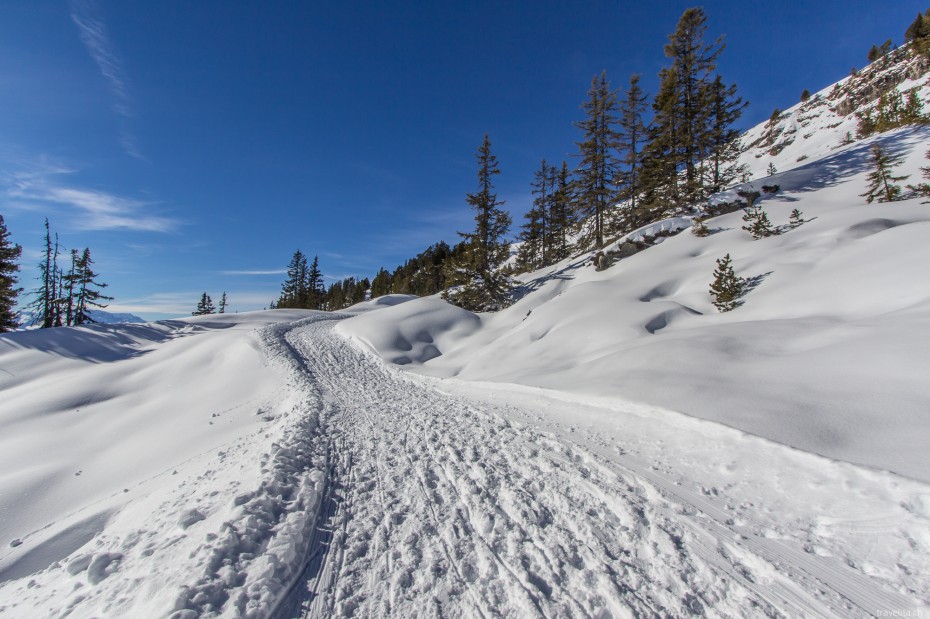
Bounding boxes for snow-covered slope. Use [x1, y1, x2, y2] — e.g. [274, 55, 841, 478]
[340, 64, 930, 483]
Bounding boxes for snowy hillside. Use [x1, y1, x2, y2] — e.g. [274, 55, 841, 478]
[2, 43, 930, 619]
[338, 55, 930, 484]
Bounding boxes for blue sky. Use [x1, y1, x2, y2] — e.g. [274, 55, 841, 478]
[0, 0, 925, 319]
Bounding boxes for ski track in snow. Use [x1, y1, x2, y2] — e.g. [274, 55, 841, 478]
[267, 316, 927, 619]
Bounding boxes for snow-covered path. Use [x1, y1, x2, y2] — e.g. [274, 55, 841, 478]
[272, 317, 929, 618]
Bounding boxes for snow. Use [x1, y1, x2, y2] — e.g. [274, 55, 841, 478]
[340, 125, 930, 484]
[2, 50, 930, 618]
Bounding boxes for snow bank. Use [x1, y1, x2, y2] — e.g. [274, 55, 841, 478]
[0, 310, 331, 618]
[340, 126, 930, 482]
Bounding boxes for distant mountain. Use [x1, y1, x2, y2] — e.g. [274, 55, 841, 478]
[86, 309, 147, 324]
[17, 309, 146, 328]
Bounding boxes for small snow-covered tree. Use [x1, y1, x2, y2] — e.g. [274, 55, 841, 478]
[861, 143, 908, 203]
[709, 253, 745, 312]
[691, 216, 711, 237]
[906, 148, 930, 202]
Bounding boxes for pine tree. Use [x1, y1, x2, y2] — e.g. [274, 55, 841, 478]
[72, 248, 111, 324]
[39, 220, 54, 327]
[662, 7, 725, 203]
[704, 75, 747, 194]
[61, 249, 79, 326]
[617, 73, 648, 227]
[861, 143, 909, 203]
[907, 148, 930, 202]
[192, 292, 215, 316]
[278, 249, 308, 308]
[639, 66, 682, 218]
[767, 162, 777, 176]
[370, 267, 392, 298]
[444, 134, 513, 311]
[800, 89, 811, 102]
[691, 216, 711, 237]
[573, 72, 622, 249]
[517, 160, 554, 271]
[789, 208, 806, 228]
[218, 291, 227, 313]
[709, 253, 745, 312]
[306, 255, 324, 309]
[0, 215, 23, 332]
[546, 161, 575, 261]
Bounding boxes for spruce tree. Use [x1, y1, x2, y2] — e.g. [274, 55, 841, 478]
[639, 67, 682, 218]
[517, 160, 554, 271]
[278, 249, 308, 308]
[0, 214, 23, 332]
[193, 292, 215, 316]
[218, 291, 227, 314]
[445, 134, 513, 311]
[573, 72, 622, 249]
[705, 75, 747, 194]
[662, 7, 724, 203]
[617, 73, 648, 228]
[306, 255, 324, 309]
[709, 253, 745, 312]
[546, 161, 575, 262]
[36, 219, 54, 328]
[789, 208, 806, 228]
[72, 248, 111, 324]
[861, 143, 909, 203]
[61, 249, 79, 326]
[767, 162, 777, 176]
[906, 148, 930, 201]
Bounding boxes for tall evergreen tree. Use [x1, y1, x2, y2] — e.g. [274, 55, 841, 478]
[37, 219, 55, 328]
[370, 267, 392, 298]
[907, 148, 930, 202]
[617, 73, 648, 229]
[278, 249, 309, 308]
[573, 71, 622, 249]
[192, 292, 215, 316]
[306, 255, 324, 309]
[0, 214, 23, 332]
[61, 249, 80, 327]
[444, 134, 513, 311]
[517, 159, 555, 271]
[546, 161, 575, 262]
[663, 7, 724, 203]
[72, 248, 111, 324]
[861, 143, 909, 203]
[704, 75, 746, 194]
[639, 67, 682, 219]
[218, 291, 227, 313]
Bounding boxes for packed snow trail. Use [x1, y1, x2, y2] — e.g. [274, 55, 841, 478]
[272, 317, 928, 618]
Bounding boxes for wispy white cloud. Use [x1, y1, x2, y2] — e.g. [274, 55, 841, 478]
[221, 269, 288, 276]
[4, 162, 180, 232]
[69, 0, 143, 159]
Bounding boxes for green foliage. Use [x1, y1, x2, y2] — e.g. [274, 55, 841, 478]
[767, 162, 777, 176]
[444, 135, 513, 312]
[905, 9, 930, 54]
[789, 208, 805, 228]
[0, 214, 23, 332]
[277, 250, 324, 309]
[861, 143, 909, 203]
[691, 216, 711, 237]
[218, 291, 227, 314]
[572, 72, 621, 249]
[709, 253, 745, 312]
[741, 207, 776, 239]
[193, 292, 215, 316]
[906, 147, 930, 202]
[639, 8, 743, 214]
[857, 88, 928, 137]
